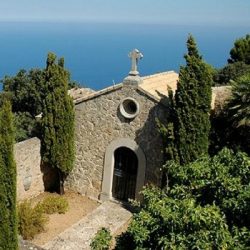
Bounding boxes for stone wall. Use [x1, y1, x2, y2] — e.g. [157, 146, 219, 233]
[65, 84, 167, 199]
[15, 137, 44, 201]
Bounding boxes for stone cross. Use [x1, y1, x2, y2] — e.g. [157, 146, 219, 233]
[128, 49, 143, 76]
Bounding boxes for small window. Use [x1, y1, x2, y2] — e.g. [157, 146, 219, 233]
[120, 98, 139, 119]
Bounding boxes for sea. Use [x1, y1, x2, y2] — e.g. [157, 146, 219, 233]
[0, 21, 249, 90]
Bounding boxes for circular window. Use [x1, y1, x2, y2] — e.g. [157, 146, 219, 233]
[120, 98, 140, 119]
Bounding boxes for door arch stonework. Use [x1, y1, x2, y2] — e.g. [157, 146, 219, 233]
[100, 138, 146, 201]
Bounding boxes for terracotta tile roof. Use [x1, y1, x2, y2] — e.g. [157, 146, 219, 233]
[140, 71, 179, 99]
[140, 71, 231, 110]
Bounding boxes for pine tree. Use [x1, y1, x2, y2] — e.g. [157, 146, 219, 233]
[0, 100, 18, 250]
[228, 34, 250, 64]
[174, 35, 213, 165]
[41, 53, 75, 194]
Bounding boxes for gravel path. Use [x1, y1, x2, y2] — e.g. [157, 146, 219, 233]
[42, 201, 132, 250]
[19, 236, 45, 250]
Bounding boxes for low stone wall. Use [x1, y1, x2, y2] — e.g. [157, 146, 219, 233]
[15, 137, 44, 201]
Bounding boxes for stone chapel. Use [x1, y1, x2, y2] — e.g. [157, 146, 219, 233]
[64, 49, 178, 201]
[15, 49, 230, 202]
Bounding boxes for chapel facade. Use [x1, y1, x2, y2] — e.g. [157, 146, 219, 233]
[65, 49, 179, 201]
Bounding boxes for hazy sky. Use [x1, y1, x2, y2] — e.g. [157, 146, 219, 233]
[0, 0, 249, 26]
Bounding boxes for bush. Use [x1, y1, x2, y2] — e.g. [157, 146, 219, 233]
[90, 227, 112, 250]
[37, 195, 69, 214]
[118, 187, 233, 250]
[167, 148, 250, 229]
[17, 200, 48, 240]
[18, 195, 69, 240]
[117, 148, 250, 249]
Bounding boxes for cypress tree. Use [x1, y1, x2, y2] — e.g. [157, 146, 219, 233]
[174, 35, 212, 165]
[41, 53, 75, 194]
[0, 100, 18, 249]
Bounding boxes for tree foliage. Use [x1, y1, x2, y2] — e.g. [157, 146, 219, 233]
[1, 68, 79, 116]
[167, 35, 213, 165]
[228, 73, 250, 128]
[218, 73, 250, 154]
[213, 34, 250, 85]
[228, 34, 250, 64]
[210, 36, 250, 154]
[167, 149, 250, 229]
[40, 52, 75, 194]
[117, 148, 250, 249]
[2, 69, 44, 116]
[210, 72, 250, 155]
[118, 190, 232, 250]
[0, 100, 18, 250]
[0, 65, 79, 142]
[13, 112, 38, 142]
[214, 61, 250, 85]
[0, 69, 44, 141]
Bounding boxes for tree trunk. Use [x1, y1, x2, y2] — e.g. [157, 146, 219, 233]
[161, 171, 169, 191]
[58, 169, 65, 195]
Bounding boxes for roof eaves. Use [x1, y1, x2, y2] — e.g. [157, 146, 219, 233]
[74, 83, 123, 105]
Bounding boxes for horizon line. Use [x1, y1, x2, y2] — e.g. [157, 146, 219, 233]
[0, 19, 250, 29]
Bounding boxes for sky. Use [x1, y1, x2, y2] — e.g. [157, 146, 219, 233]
[0, 0, 249, 27]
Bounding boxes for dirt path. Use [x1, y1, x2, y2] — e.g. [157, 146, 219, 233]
[30, 191, 99, 246]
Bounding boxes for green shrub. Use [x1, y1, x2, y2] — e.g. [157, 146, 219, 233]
[17, 200, 48, 240]
[118, 187, 233, 250]
[37, 195, 69, 214]
[117, 148, 250, 249]
[90, 227, 112, 250]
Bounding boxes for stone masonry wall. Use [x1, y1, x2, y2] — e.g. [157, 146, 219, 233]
[15, 137, 44, 201]
[65, 85, 167, 199]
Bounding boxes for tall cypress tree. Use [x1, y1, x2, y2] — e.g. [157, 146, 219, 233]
[174, 35, 212, 165]
[0, 100, 18, 249]
[41, 53, 75, 194]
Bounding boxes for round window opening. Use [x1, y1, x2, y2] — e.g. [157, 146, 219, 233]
[120, 98, 140, 119]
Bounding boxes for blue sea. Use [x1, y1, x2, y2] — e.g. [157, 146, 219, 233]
[0, 22, 249, 90]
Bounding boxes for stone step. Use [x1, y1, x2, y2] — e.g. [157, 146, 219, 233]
[43, 201, 132, 250]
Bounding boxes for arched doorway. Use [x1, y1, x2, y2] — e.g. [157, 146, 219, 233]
[100, 138, 146, 201]
[112, 147, 138, 201]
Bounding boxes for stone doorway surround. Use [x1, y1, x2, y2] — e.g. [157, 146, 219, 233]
[100, 138, 146, 201]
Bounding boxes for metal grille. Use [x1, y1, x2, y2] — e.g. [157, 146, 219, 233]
[112, 147, 138, 201]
